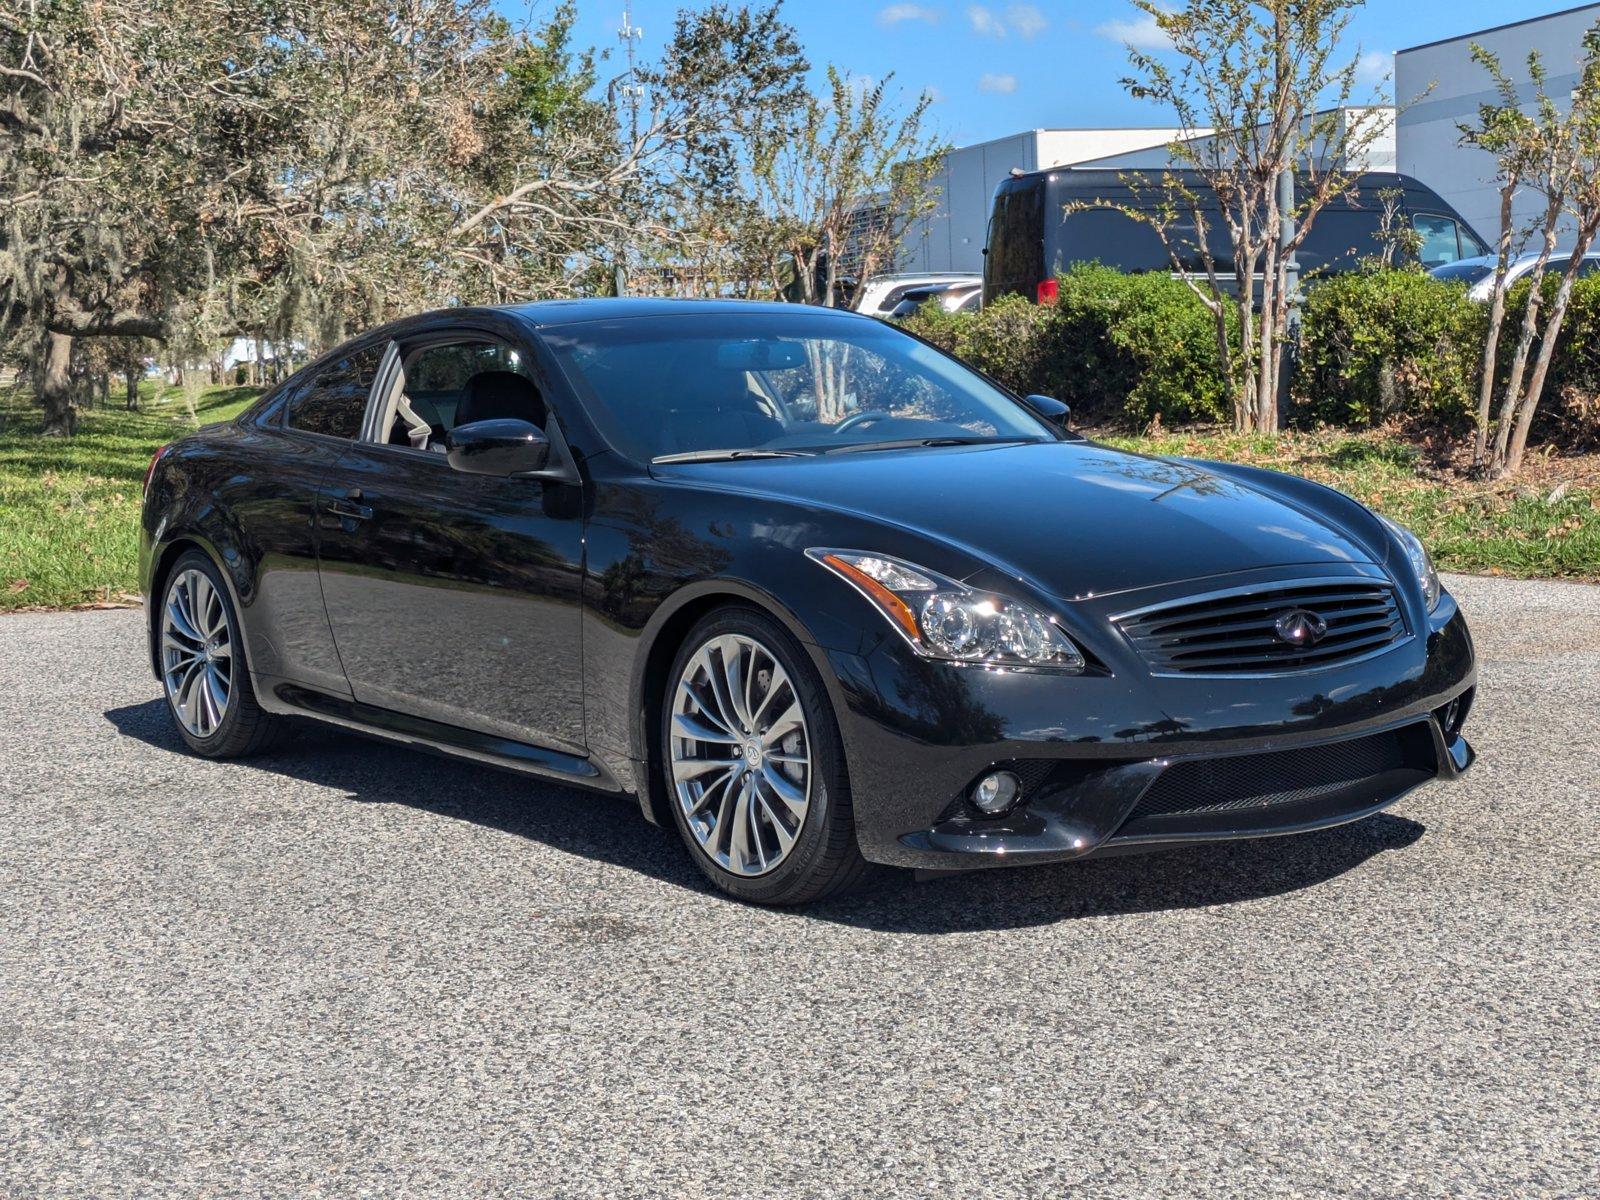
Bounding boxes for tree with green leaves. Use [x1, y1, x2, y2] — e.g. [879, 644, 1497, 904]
[642, 3, 810, 297]
[0, 0, 286, 433]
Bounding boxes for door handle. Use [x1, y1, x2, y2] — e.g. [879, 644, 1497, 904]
[326, 489, 373, 521]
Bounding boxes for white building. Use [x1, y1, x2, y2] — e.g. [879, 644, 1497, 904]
[1075, 107, 1395, 174]
[1397, 3, 1600, 246]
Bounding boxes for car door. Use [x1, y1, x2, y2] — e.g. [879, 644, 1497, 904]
[313, 325, 587, 755]
[242, 343, 391, 699]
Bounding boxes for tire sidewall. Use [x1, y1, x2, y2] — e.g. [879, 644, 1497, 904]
[661, 607, 851, 904]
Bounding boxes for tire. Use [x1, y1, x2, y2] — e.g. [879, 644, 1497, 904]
[157, 549, 283, 758]
[661, 606, 869, 905]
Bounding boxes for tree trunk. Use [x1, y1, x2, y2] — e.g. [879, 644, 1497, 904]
[1233, 272, 1258, 432]
[1474, 181, 1519, 466]
[1257, 241, 1280, 432]
[1492, 213, 1560, 465]
[1502, 226, 1600, 475]
[125, 369, 140, 411]
[37, 330, 76, 437]
[822, 231, 840, 309]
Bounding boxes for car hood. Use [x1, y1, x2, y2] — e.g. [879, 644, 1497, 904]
[664, 440, 1379, 599]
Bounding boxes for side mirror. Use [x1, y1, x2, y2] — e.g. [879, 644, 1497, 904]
[445, 419, 551, 477]
[1024, 394, 1071, 429]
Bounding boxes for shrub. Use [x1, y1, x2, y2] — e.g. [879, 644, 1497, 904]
[1294, 270, 1484, 427]
[900, 264, 1233, 426]
[1050, 264, 1233, 425]
[896, 298, 966, 355]
[949, 292, 1063, 396]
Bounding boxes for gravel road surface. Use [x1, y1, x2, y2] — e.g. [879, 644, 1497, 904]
[1, 574, 1596, 1198]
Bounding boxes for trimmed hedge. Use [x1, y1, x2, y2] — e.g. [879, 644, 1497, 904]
[1294, 269, 1485, 428]
[901, 265, 1600, 434]
[902, 264, 1234, 425]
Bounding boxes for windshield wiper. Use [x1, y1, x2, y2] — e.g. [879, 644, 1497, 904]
[819, 436, 1043, 456]
[652, 448, 812, 464]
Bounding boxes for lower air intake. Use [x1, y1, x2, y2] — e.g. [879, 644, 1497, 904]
[1128, 730, 1408, 821]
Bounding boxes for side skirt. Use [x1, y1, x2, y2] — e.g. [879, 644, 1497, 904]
[270, 683, 625, 794]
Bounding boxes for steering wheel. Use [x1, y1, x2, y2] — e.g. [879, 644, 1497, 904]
[832, 410, 895, 434]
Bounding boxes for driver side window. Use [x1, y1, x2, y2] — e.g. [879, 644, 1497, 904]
[378, 339, 545, 450]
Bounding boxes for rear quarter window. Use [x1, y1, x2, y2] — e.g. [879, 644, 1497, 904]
[286, 344, 386, 439]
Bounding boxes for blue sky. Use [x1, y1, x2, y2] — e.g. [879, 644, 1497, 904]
[543, 0, 1557, 147]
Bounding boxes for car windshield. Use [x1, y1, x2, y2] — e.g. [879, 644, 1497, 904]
[1430, 260, 1495, 285]
[540, 312, 1054, 462]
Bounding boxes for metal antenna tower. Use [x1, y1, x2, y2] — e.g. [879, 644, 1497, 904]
[613, 2, 645, 296]
[619, 1, 643, 149]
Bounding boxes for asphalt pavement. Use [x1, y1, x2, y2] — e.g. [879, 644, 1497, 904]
[1, 574, 1596, 1198]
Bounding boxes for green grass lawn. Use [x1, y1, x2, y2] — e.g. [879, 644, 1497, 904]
[0, 382, 262, 611]
[1, 388, 1596, 613]
[1104, 428, 1600, 582]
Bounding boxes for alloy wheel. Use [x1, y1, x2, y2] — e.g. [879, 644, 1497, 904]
[161, 568, 234, 739]
[670, 633, 812, 877]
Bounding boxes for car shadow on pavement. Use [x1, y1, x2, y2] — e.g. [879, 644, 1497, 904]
[106, 699, 1427, 934]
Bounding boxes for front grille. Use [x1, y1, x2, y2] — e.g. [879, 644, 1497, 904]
[1127, 730, 1407, 821]
[1115, 578, 1406, 674]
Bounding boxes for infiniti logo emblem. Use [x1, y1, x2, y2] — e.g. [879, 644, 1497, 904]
[1273, 607, 1328, 648]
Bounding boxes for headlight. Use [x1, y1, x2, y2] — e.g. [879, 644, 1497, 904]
[1379, 515, 1441, 611]
[806, 549, 1086, 672]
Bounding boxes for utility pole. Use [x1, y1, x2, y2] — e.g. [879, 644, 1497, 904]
[613, 2, 644, 297]
[1276, 164, 1299, 426]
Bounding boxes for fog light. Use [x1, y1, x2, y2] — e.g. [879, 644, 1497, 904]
[971, 770, 1021, 815]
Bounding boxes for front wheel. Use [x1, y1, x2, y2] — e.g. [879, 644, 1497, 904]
[662, 607, 868, 905]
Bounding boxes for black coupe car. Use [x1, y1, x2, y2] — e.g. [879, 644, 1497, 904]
[141, 300, 1476, 905]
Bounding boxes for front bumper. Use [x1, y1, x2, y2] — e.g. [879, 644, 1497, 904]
[825, 569, 1477, 870]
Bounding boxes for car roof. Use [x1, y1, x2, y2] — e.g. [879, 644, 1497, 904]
[499, 297, 872, 329]
[291, 299, 882, 382]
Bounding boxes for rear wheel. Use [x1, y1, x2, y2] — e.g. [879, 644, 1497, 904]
[159, 550, 281, 758]
[663, 607, 868, 905]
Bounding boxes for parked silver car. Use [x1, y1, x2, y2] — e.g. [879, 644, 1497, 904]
[854, 272, 981, 317]
[1431, 251, 1600, 300]
[885, 280, 983, 318]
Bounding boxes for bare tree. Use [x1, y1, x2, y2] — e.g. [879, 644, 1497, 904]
[1110, 0, 1389, 431]
[1457, 47, 1542, 465]
[1461, 27, 1600, 477]
[754, 68, 947, 307]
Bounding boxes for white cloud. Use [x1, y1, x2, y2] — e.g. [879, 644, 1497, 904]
[877, 4, 939, 27]
[1007, 4, 1048, 39]
[923, 84, 947, 103]
[978, 72, 1018, 93]
[1095, 12, 1171, 51]
[967, 5, 1006, 36]
[1355, 50, 1391, 86]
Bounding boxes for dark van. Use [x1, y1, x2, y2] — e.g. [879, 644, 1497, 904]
[982, 168, 1488, 304]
